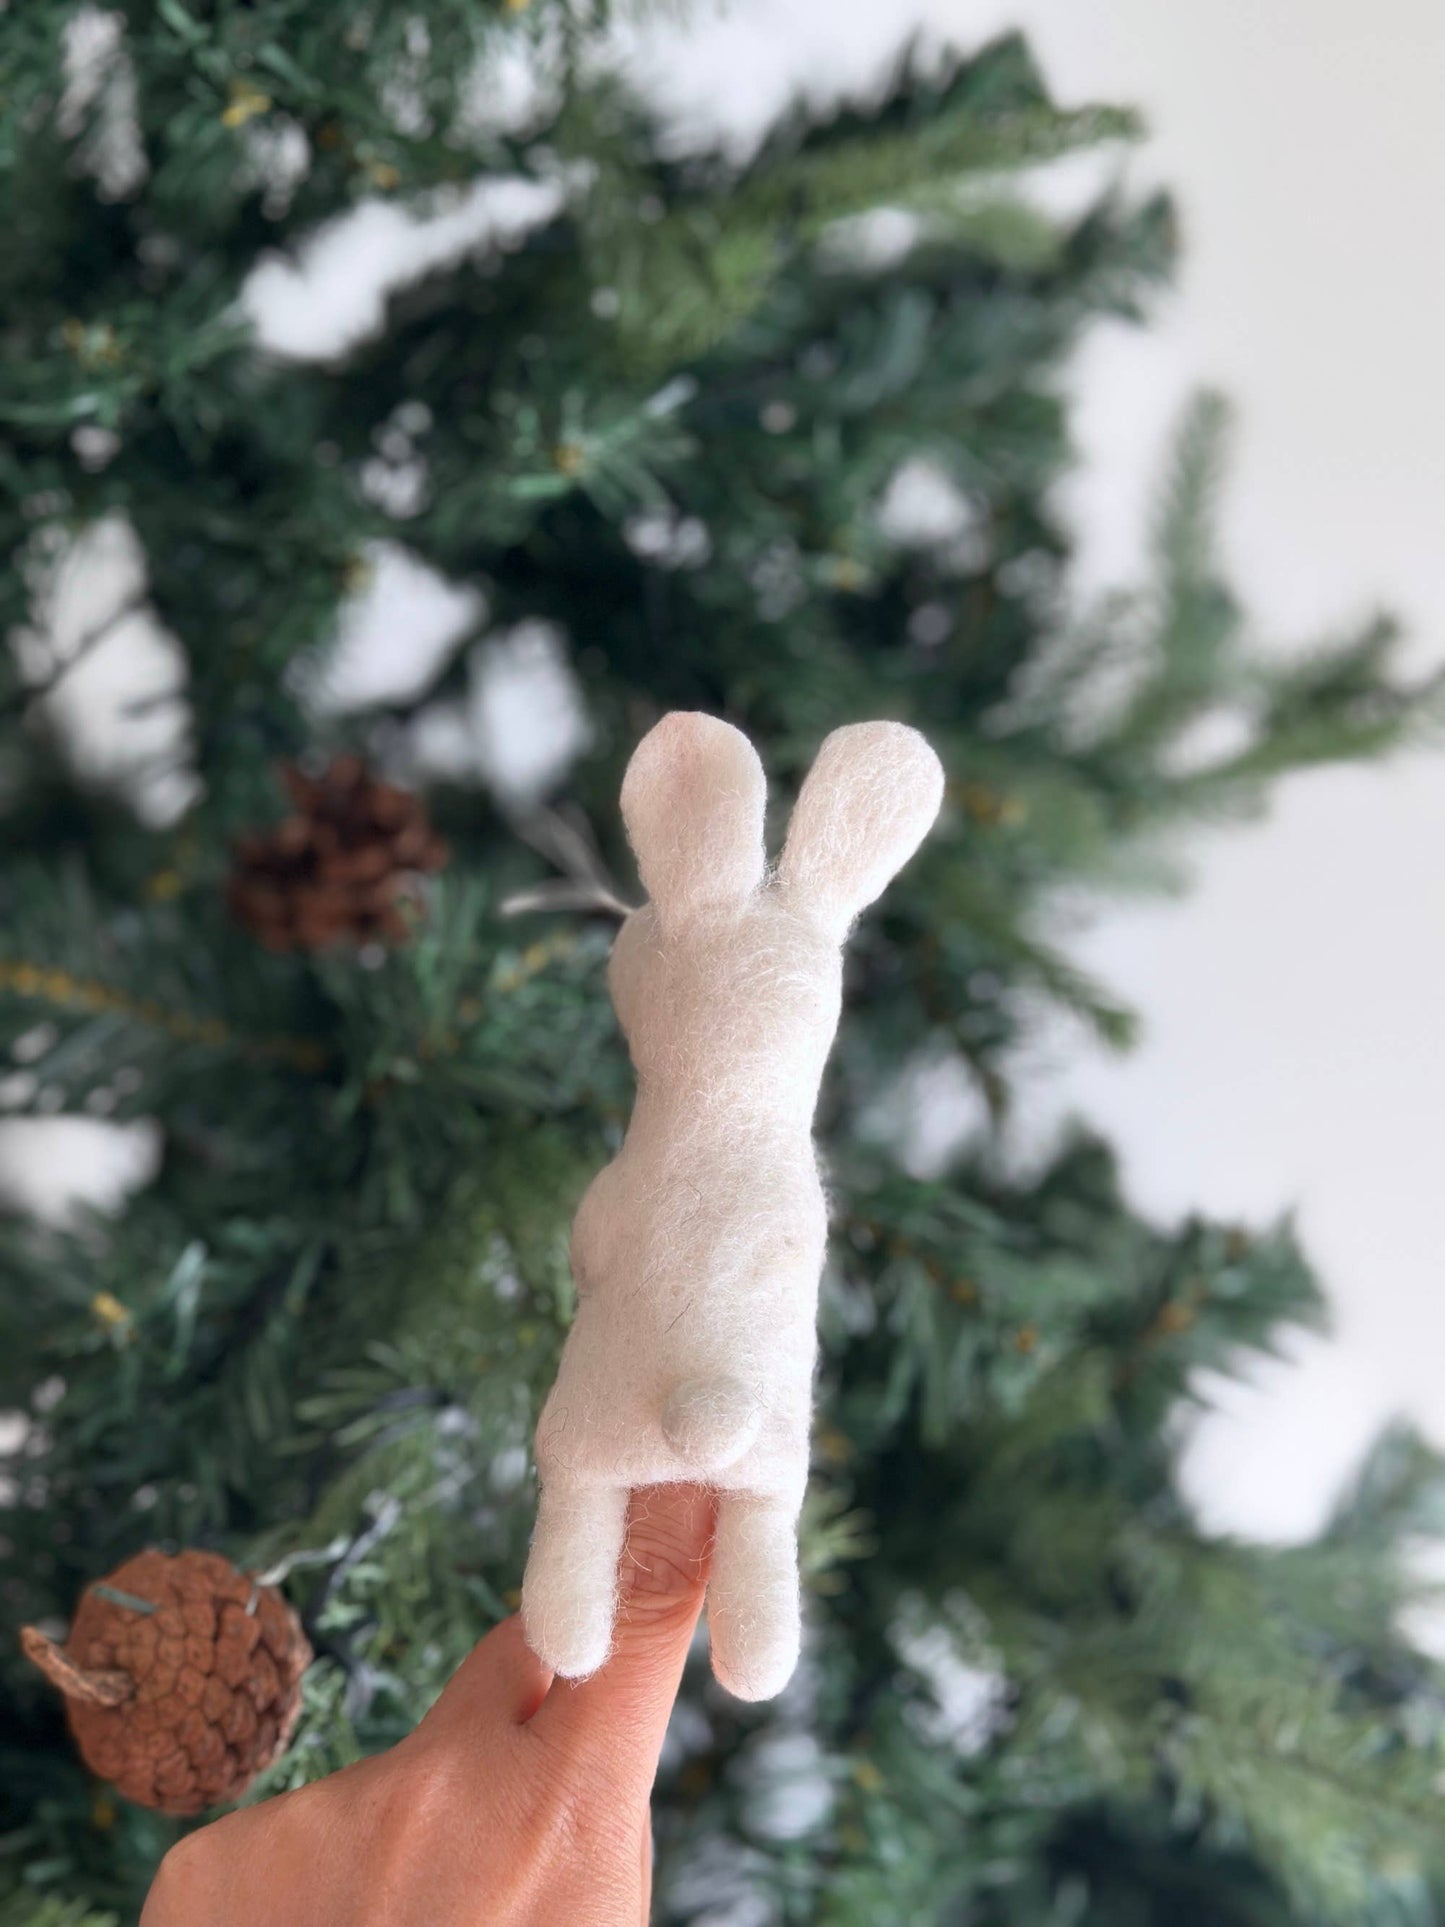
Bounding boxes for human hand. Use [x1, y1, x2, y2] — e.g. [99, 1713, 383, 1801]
[141, 1485, 715, 1927]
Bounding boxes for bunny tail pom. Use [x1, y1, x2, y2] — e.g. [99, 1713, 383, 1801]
[660, 1376, 763, 1473]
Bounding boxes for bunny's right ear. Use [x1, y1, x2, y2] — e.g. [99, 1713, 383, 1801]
[778, 721, 943, 940]
[620, 712, 767, 925]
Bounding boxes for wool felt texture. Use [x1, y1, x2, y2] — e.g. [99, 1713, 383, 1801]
[521, 712, 944, 1700]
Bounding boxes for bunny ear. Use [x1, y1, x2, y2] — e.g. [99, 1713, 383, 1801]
[620, 712, 767, 923]
[778, 722, 943, 940]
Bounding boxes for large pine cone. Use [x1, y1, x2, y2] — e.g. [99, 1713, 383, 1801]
[226, 755, 448, 953]
[21, 1548, 312, 1816]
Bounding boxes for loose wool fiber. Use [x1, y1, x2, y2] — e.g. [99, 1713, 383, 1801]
[521, 712, 944, 1700]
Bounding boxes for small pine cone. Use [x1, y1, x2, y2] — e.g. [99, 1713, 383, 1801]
[21, 1548, 311, 1816]
[226, 756, 448, 954]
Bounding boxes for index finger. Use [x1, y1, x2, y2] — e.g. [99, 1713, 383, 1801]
[525, 1483, 715, 1787]
[420, 1612, 555, 1740]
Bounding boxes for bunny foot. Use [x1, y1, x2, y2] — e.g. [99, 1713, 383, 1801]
[521, 1480, 628, 1678]
[707, 1495, 802, 1701]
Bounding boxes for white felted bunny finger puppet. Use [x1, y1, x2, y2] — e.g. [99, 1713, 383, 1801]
[521, 711, 944, 1700]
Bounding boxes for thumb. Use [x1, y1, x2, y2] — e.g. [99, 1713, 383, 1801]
[527, 1483, 714, 1791]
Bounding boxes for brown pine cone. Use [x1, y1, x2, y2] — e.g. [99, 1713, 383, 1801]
[226, 755, 448, 953]
[21, 1548, 312, 1816]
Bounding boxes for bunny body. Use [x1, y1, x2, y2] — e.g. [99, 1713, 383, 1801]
[538, 894, 837, 1497]
[523, 713, 943, 1699]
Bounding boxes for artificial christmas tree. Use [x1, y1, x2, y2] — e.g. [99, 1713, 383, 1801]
[2, 7, 1443, 1925]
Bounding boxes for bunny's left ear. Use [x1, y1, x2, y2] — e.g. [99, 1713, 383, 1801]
[620, 711, 767, 925]
[778, 721, 943, 940]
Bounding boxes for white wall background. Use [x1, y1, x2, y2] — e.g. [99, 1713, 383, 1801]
[10, 2, 1444, 1547]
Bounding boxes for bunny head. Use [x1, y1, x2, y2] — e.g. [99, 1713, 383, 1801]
[609, 712, 944, 1107]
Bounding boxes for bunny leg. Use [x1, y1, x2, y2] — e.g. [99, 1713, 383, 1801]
[707, 1494, 802, 1701]
[522, 1478, 629, 1679]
